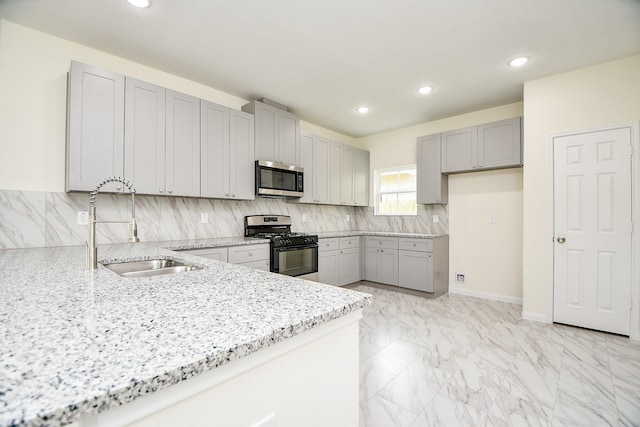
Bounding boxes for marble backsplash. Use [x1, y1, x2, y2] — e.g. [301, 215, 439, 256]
[0, 189, 448, 249]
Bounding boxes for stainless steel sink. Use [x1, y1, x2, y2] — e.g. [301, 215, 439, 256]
[102, 259, 201, 278]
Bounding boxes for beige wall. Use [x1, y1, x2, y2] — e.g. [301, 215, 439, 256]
[359, 103, 524, 301]
[0, 20, 354, 193]
[522, 55, 640, 319]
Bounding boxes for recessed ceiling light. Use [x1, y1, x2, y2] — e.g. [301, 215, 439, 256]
[417, 86, 433, 95]
[357, 106, 369, 114]
[509, 56, 530, 67]
[126, 0, 150, 8]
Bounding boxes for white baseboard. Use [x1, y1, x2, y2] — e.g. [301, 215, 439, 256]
[448, 286, 522, 305]
[521, 311, 548, 323]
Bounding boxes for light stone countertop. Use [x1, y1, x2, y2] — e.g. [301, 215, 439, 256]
[0, 241, 371, 427]
[315, 231, 448, 239]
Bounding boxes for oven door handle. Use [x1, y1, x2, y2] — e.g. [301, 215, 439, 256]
[273, 244, 318, 252]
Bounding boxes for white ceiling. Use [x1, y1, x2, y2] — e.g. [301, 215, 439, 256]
[1, 0, 639, 137]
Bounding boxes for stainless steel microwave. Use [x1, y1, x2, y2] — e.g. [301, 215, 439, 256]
[255, 160, 304, 198]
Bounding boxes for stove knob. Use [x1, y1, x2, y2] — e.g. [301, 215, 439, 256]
[286, 239, 292, 245]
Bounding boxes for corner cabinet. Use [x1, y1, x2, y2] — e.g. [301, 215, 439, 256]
[201, 101, 255, 200]
[66, 61, 125, 192]
[241, 100, 299, 166]
[417, 133, 447, 204]
[441, 117, 522, 174]
[398, 237, 448, 294]
[354, 148, 369, 206]
[318, 237, 361, 286]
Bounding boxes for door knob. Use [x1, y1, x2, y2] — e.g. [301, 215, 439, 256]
[557, 237, 566, 243]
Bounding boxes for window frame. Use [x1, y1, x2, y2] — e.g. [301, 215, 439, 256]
[374, 164, 418, 216]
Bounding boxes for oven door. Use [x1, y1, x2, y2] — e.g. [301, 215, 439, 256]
[272, 245, 318, 279]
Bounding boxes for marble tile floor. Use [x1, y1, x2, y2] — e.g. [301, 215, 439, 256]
[347, 282, 640, 427]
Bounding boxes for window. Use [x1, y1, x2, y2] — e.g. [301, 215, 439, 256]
[374, 165, 417, 215]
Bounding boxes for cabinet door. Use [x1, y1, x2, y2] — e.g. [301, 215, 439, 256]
[298, 132, 315, 203]
[124, 78, 166, 195]
[478, 117, 522, 169]
[354, 148, 369, 206]
[329, 142, 343, 204]
[67, 62, 124, 192]
[318, 250, 340, 286]
[417, 134, 448, 204]
[398, 250, 433, 292]
[278, 110, 299, 166]
[200, 101, 230, 198]
[441, 126, 477, 173]
[341, 145, 355, 205]
[339, 247, 360, 286]
[364, 247, 379, 282]
[166, 90, 200, 197]
[253, 102, 278, 161]
[229, 110, 255, 200]
[314, 137, 332, 204]
[378, 248, 398, 285]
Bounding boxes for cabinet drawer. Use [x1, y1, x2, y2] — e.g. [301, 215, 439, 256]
[319, 238, 339, 252]
[365, 236, 398, 250]
[228, 244, 269, 264]
[339, 237, 359, 249]
[398, 238, 433, 252]
[182, 247, 228, 262]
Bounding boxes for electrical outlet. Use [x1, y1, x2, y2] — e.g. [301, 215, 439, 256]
[302, 214, 307, 222]
[200, 212, 209, 224]
[77, 211, 88, 225]
[346, 214, 351, 222]
[489, 214, 496, 224]
[432, 214, 439, 223]
[456, 273, 466, 284]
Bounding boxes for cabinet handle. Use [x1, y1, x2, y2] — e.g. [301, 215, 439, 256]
[225, 193, 230, 197]
[413, 243, 416, 247]
[116, 185, 121, 191]
[381, 249, 384, 253]
[232, 194, 235, 197]
[159, 188, 164, 193]
[479, 164, 483, 167]
[472, 165, 477, 169]
[249, 252, 253, 256]
[168, 189, 172, 194]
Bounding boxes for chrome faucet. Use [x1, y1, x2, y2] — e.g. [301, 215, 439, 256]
[87, 177, 140, 270]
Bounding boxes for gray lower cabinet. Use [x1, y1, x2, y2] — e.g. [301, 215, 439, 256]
[318, 237, 361, 286]
[124, 79, 201, 196]
[398, 237, 449, 294]
[298, 132, 331, 204]
[242, 100, 299, 166]
[66, 61, 125, 192]
[201, 101, 255, 199]
[182, 247, 228, 262]
[417, 133, 447, 204]
[364, 236, 398, 286]
[441, 117, 522, 174]
[185, 244, 269, 272]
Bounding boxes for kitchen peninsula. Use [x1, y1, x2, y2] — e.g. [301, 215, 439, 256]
[0, 240, 371, 427]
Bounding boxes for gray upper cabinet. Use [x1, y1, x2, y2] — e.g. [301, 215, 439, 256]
[354, 148, 369, 206]
[441, 117, 522, 174]
[297, 132, 330, 204]
[124, 79, 200, 196]
[441, 126, 477, 173]
[477, 117, 522, 170]
[200, 101, 229, 199]
[201, 101, 254, 200]
[124, 78, 166, 196]
[229, 110, 255, 200]
[341, 145, 355, 205]
[66, 61, 125, 192]
[417, 133, 447, 204]
[165, 90, 201, 197]
[242, 100, 300, 165]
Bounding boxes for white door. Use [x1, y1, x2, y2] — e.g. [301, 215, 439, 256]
[553, 127, 632, 335]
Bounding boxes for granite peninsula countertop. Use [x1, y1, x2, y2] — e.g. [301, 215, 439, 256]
[0, 241, 371, 427]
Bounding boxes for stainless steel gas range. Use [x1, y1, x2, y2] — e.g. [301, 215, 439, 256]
[244, 215, 319, 281]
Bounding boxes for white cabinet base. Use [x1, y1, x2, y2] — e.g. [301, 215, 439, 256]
[74, 311, 362, 427]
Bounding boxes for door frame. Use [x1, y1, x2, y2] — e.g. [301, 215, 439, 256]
[547, 121, 640, 340]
